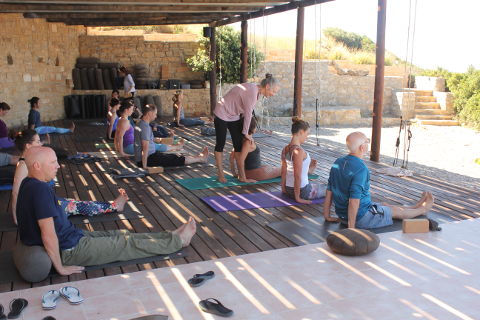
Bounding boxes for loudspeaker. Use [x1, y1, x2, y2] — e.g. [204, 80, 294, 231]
[203, 27, 212, 38]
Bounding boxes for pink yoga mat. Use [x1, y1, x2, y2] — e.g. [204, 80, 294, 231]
[201, 191, 325, 212]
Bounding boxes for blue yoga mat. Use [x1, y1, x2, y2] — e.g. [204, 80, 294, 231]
[201, 191, 325, 212]
[0, 184, 12, 191]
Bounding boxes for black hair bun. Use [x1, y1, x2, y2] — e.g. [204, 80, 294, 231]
[265, 73, 273, 79]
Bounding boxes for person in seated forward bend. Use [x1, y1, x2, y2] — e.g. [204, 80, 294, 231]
[17, 146, 196, 272]
[229, 117, 280, 182]
[135, 104, 208, 169]
[281, 118, 321, 204]
[323, 131, 434, 228]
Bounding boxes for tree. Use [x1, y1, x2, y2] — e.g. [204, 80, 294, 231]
[186, 26, 264, 83]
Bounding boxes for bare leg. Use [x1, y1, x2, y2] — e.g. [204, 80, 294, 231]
[308, 159, 317, 174]
[172, 217, 196, 247]
[166, 144, 183, 152]
[246, 166, 281, 181]
[229, 150, 237, 178]
[215, 151, 227, 183]
[112, 188, 129, 212]
[185, 147, 209, 165]
[388, 192, 434, 220]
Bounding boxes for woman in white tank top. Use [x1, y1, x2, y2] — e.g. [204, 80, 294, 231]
[281, 118, 326, 204]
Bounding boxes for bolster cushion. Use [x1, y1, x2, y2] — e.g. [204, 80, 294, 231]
[326, 228, 380, 256]
[13, 242, 52, 283]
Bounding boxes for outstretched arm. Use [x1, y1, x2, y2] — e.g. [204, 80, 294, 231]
[229, 150, 237, 177]
[237, 139, 254, 182]
[292, 149, 311, 204]
[281, 148, 287, 194]
[323, 190, 340, 222]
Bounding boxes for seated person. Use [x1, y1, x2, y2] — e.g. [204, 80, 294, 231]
[107, 89, 120, 113]
[229, 117, 280, 182]
[0, 102, 15, 149]
[116, 101, 183, 157]
[16, 146, 196, 271]
[323, 131, 434, 228]
[172, 90, 207, 127]
[106, 98, 120, 140]
[281, 118, 320, 204]
[135, 104, 208, 168]
[28, 96, 75, 135]
[11, 130, 128, 225]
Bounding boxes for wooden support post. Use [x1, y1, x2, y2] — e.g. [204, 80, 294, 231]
[371, 0, 387, 162]
[293, 5, 305, 117]
[240, 20, 248, 83]
[209, 27, 217, 115]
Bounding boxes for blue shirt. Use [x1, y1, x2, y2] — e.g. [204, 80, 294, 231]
[28, 109, 42, 128]
[17, 177, 84, 250]
[327, 155, 372, 220]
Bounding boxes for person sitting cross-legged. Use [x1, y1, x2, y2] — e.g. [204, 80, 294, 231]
[16, 146, 196, 272]
[323, 131, 434, 228]
[135, 104, 208, 169]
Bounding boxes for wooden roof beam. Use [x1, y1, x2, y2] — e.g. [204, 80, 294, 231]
[55, 18, 216, 26]
[1, 0, 287, 5]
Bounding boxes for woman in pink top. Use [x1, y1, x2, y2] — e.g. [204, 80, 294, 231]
[214, 73, 279, 183]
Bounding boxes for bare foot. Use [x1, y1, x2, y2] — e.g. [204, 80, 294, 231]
[421, 192, 435, 214]
[200, 147, 209, 163]
[113, 188, 129, 211]
[308, 159, 317, 174]
[175, 217, 196, 247]
[218, 175, 227, 183]
[412, 192, 428, 209]
[70, 121, 76, 133]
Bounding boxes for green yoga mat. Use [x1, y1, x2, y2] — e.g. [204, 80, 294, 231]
[176, 174, 319, 190]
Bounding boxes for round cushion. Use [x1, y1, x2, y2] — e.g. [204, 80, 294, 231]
[326, 228, 380, 256]
[13, 242, 52, 282]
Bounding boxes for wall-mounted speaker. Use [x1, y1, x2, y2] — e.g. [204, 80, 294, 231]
[203, 27, 212, 38]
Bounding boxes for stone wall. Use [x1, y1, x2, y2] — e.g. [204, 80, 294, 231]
[222, 61, 404, 120]
[75, 89, 210, 117]
[78, 35, 204, 81]
[0, 14, 86, 127]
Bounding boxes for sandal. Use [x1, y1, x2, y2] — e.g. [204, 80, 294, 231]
[188, 271, 215, 287]
[7, 298, 28, 319]
[59, 286, 84, 305]
[0, 304, 6, 320]
[42, 290, 61, 310]
[199, 298, 233, 317]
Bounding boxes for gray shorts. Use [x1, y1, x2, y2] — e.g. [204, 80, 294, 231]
[356, 203, 393, 229]
[0, 153, 12, 167]
[285, 182, 327, 200]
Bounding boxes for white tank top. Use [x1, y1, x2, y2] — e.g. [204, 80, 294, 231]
[285, 146, 310, 188]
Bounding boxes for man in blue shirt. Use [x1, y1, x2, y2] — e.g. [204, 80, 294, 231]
[17, 146, 196, 275]
[323, 132, 434, 229]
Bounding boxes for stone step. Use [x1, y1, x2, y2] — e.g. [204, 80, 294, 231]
[415, 114, 454, 120]
[416, 119, 459, 126]
[303, 106, 361, 125]
[415, 109, 452, 115]
[412, 89, 434, 96]
[416, 96, 437, 102]
[416, 102, 440, 109]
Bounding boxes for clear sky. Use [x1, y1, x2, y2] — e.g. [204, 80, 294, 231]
[233, 0, 480, 73]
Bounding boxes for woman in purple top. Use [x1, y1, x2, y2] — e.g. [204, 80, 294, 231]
[0, 102, 15, 149]
[214, 73, 279, 183]
[114, 100, 136, 157]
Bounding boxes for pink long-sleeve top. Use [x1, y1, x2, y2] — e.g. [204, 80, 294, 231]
[214, 83, 259, 136]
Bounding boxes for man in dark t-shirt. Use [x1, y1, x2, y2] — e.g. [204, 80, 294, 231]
[17, 146, 196, 276]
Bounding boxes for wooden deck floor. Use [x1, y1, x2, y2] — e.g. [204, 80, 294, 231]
[1, 119, 479, 293]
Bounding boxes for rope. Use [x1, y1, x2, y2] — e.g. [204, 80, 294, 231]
[218, 26, 223, 98]
[314, 1, 322, 146]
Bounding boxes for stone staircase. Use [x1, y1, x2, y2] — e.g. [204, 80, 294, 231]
[414, 90, 459, 126]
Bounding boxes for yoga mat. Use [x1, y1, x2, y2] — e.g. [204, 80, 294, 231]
[202, 191, 325, 212]
[0, 184, 12, 191]
[176, 174, 319, 191]
[95, 142, 115, 149]
[69, 206, 144, 224]
[0, 212, 17, 232]
[0, 249, 186, 284]
[266, 212, 453, 246]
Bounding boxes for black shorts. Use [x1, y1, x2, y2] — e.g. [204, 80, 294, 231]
[137, 152, 186, 167]
[214, 116, 244, 152]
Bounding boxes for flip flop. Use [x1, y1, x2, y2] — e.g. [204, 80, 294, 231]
[0, 304, 6, 320]
[42, 290, 61, 310]
[59, 286, 84, 305]
[7, 298, 28, 319]
[199, 298, 233, 317]
[188, 271, 215, 287]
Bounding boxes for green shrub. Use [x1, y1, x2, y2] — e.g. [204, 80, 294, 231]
[352, 51, 375, 65]
[324, 28, 375, 52]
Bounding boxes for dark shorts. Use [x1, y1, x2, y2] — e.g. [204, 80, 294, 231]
[137, 152, 186, 168]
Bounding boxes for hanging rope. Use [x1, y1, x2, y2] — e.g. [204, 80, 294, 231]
[314, 1, 322, 146]
[218, 26, 223, 99]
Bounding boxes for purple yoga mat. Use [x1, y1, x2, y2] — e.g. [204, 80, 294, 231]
[201, 191, 325, 212]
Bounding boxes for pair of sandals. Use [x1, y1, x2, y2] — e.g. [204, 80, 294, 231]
[0, 298, 28, 319]
[42, 286, 84, 310]
[188, 271, 233, 318]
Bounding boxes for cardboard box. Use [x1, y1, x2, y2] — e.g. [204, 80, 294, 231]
[402, 219, 429, 233]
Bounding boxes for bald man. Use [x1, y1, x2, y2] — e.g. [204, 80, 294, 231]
[16, 146, 196, 275]
[323, 132, 434, 229]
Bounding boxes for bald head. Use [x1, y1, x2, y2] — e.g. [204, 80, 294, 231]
[346, 132, 369, 154]
[25, 146, 59, 181]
